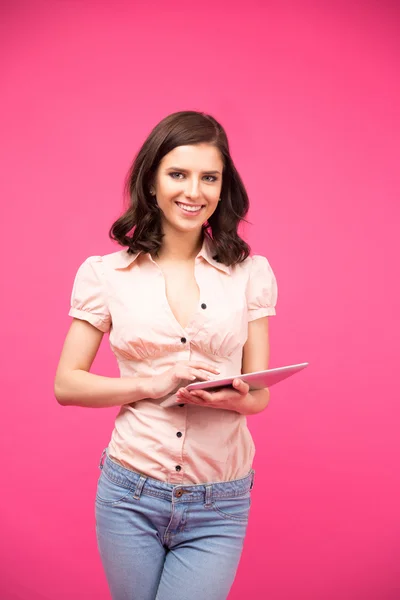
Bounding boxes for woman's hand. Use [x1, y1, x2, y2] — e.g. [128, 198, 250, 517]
[149, 361, 221, 400]
[176, 378, 250, 413]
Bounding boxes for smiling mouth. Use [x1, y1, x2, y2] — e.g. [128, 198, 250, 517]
[175, 202, 205, 213]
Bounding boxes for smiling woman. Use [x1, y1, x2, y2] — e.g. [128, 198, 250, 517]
[150, 144, 222, 228]
[54, 110, 278, 600]
[109, 110, 251, 265]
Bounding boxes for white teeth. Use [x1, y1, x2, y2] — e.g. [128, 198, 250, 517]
[176, 202, 203, 213]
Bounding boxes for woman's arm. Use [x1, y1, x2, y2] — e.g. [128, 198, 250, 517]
[238, 316, 271, 415]
[54, 319, 219, 408]
[54, 319, 150, 408]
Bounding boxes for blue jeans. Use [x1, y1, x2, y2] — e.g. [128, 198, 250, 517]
[95, 450, 254, 600]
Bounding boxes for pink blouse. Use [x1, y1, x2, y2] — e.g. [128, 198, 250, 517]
[69, 237, 278, 484]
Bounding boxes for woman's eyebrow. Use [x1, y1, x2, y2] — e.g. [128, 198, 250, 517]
[166, 166, 221, 175]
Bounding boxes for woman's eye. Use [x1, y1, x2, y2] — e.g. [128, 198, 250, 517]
[169, 172, 217, 183]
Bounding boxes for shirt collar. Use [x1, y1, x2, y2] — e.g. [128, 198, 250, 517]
[109, 236, 231, 274]
[197, 236, 231, 274]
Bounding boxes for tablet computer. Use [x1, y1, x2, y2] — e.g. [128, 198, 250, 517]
[160, 362, 308, 407]
[186, 362, 309, 392]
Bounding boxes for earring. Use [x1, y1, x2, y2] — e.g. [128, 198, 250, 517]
[218, 197, 221, 202]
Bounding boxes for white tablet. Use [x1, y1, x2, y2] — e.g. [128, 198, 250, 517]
[160, 362, 308, 407]
[186, 362, 309, 392]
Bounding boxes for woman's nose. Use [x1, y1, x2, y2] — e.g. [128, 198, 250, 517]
[184, 178, 201, 199]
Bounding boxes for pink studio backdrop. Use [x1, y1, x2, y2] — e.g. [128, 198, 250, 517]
[1, 2, 399, 599]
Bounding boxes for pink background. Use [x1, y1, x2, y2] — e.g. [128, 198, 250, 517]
[1, 1, 399, 599]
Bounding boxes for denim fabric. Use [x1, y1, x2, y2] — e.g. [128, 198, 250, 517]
[95, 449, 254, 600]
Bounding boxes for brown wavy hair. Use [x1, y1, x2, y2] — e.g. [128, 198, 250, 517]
[109, 111, 250, 266]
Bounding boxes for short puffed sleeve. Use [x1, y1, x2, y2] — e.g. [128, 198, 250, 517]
[246, 255, 278, 321]
[68, 256, 111, 333]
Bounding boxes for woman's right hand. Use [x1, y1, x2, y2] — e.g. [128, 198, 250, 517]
[149, 361, 221, 400]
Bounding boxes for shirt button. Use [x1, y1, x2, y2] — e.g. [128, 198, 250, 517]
[175, 465, 182, 472]
[180, 337, 187, 344]
[201, 303, 207, 309]
[176, 432, 183, 438]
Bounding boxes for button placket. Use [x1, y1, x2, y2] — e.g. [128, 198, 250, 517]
[171, 400, 187, 481]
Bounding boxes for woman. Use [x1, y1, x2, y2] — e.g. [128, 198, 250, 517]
[54, 110, 278, 600]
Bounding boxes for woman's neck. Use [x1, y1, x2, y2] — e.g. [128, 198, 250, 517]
[156, 229, 204, 263]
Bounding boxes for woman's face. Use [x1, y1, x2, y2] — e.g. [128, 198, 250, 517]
[151, 143, 223, 235]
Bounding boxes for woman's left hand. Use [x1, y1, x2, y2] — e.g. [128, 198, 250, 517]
[176, 378, 250, 413]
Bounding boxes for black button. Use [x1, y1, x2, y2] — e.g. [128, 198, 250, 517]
[201, 303, 207, 309]
[175, 465, 182, 472]
[176, 432, 182, 438]
[178, 404, 185, 407]
[180, 337, 187, 344]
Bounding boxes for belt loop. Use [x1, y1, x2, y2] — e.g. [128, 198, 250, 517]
[133, 475, 147, 500]
[204, 484, 213, 508]
[250, 469, 255, 490]
[98, 448, 107, 470]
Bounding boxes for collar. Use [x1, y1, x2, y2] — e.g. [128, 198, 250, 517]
[109, 236, 231, 274]
[197, 236, 231, 274]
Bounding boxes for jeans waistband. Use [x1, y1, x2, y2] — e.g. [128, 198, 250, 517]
[99, 449, 254, 503]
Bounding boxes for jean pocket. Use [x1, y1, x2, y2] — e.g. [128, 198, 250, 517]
[96, 471, 134, 506]
[211, 492, 251, 522]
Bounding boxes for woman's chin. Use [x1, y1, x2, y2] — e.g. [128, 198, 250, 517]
[162, 216, 205, 234]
